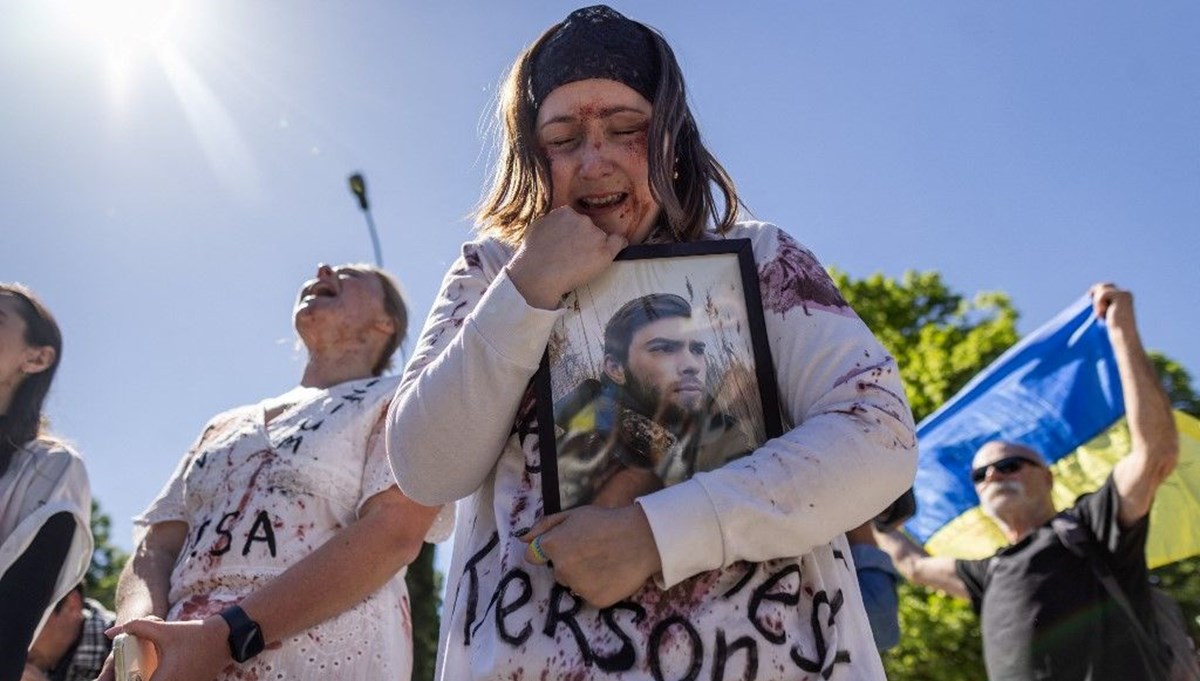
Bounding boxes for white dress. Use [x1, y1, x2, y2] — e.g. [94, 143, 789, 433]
[388, 222, 918, 680]
[138, 375, 452, 680]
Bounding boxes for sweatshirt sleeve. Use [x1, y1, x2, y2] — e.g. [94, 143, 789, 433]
[387, 240, 564, 506]
[637, 224, 918, 587]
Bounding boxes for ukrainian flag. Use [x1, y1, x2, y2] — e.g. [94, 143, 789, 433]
[905, 294, 1200, 568]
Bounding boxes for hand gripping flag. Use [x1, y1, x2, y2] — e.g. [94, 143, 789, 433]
[905, 294, 1200, 568]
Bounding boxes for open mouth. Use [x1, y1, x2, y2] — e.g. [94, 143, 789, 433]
[575, 192, 627, 214]
[302, 281, 338, 302]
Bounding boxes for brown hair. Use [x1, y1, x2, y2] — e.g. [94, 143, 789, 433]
[0, 284, 63, 476]
[343, 264, 408, 376]
[474, 16, 741, 246]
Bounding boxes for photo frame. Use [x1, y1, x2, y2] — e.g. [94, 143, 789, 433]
[535, 239, 784, 514]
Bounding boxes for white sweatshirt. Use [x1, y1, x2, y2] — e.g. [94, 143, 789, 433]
[388, 221, 917, 680]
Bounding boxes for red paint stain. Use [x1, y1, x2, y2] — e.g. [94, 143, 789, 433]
[758, 231, 853, 318]
[175, 593, 214, 621]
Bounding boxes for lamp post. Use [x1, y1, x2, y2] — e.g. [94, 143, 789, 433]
[348, 172, 384, 268]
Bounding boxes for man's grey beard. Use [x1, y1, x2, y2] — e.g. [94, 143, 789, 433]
[980, 480, 1026, 519]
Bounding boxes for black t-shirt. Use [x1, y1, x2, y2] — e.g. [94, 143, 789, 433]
[955, 476, 1154, 681]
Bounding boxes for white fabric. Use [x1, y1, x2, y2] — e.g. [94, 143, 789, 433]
[388, 221, 918, 681]
[137, 375, 451, 681]
[0, 439, 93, 642]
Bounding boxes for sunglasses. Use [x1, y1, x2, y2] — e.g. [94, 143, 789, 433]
[970, 455, 1041, 484]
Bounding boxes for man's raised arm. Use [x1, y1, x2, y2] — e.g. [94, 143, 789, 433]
[1096, 284, 1180, 526]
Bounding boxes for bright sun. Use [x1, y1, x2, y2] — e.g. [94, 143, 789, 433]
[50, 0, 187, 99]
[44, 0, 257, 196]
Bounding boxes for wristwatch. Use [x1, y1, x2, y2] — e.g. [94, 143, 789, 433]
[218, 604, 265, 663]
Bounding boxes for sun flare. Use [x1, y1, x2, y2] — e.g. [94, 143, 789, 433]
[45, 0, 257, 197]
[50, 0, 186, 99]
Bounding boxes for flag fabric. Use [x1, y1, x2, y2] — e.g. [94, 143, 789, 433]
[905, 294, 1200, 568]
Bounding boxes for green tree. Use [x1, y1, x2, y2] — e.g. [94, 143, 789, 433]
[830, 270, 1019, 422]
[406, 542, 443, 681]
[1151, 352, 1200, 418]
[834, 270, 1200, 678]
[86, 498, 128, 609]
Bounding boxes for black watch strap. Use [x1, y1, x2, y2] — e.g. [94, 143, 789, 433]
[218, 604, 265, 663]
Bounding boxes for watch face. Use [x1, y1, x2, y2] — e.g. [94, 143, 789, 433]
[232, 624, 265, 662]
[222, 606, 266, 663]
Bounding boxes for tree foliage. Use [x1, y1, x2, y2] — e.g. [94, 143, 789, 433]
[829, 270, 1018, 423]
[86, 499, 128, 609]
[1151, 352, 1200, 419]
[887, 584, 985, 681]
[407, 542, 443, 681]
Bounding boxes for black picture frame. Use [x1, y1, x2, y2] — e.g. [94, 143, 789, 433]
[535, 239, 783, 514]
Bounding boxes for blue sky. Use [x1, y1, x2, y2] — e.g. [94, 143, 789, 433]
[3, 1, 1198, 567]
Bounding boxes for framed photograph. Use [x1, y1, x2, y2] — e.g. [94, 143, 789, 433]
[535, 239, 783, 514]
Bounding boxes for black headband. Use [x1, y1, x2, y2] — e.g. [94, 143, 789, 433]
[530, 5, 660, 109]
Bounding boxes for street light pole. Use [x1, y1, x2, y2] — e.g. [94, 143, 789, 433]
[348, 172, 384, 268]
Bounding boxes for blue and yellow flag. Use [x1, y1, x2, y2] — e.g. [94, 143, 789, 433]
[905, 294, 1200, 568]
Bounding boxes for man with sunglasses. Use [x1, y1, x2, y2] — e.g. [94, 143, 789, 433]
[874, 284, 1179, 681]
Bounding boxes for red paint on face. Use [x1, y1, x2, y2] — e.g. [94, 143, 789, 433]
[536, 79, 661, 244]
[622, 129, 649, 160]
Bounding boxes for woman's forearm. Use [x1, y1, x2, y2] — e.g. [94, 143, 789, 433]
[235, 488, 438, 645]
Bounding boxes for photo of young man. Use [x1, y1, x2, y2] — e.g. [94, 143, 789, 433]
[554, 293, 750, 510]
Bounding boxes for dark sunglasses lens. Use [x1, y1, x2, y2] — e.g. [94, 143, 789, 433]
[993, 458, 1024, 475]
[971, 456, 1030, 483]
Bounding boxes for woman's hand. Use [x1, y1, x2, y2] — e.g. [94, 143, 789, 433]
[507, 206, 628, 310]
[520, 504, 662, 608]
[104, 616, 229, 681]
